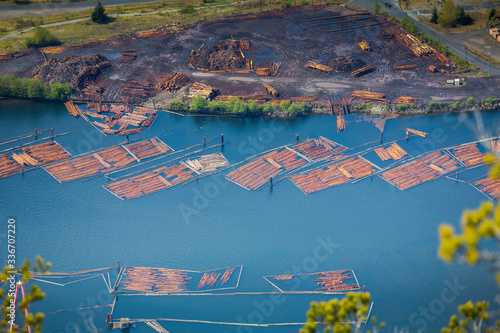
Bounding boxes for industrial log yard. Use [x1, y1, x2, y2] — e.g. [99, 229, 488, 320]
[1, 3, 498, 112]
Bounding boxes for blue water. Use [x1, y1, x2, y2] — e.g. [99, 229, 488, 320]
[1, 101, 499, 333]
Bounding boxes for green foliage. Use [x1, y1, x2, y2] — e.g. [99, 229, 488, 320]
[442, 301, 491, 333]
[0, 75, 71, 101]
[374, 2, 381, 14]
[25, 26, 60, 48]
[438, 0, 456, 28]
[0, 256, 50, 333]
[180, 6, 196, 13]
[300, 292, 376, 333]
[91, 1, 108, 24]
[485, 97, 498, 105]
[397, 103, 408, 111]
[280, 0, 292, 8]
[300, 0, 309, 5]
[430, 6, 439, 24]
[454, 5, 472, 26]
[466, 97, 475, 106]
[400, 17, 418, 33]
[184, 96, 311, 116]
[488, 8, 496, 22]
[190, 95, 208, 112]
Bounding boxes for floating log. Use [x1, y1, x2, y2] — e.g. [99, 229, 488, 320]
[406, 128, 428, 137]
[452, 143, 484, 167]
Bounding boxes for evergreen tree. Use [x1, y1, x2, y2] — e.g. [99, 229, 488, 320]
[430, 6, 439, 24]
[454, 5, 472, 25]
[438, 0, 456, 28]
[374, 2, 381, 14]
[488, 8, 496, 22]
[25, 25, 60, 48]
[91, 1, 108, 24]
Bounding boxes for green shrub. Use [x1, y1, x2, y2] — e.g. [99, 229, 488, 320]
[374, 2, 380, 14]
[300, 0, 309, 5]
[466, 97, 474, 106]
[25, 26, 60, 48]
[280, 0, 292, 8]
[0, 75, 71, 101]
[180, 6, 196, 13]
[190, 95, 208, 112]
[169, 99, 188, 111]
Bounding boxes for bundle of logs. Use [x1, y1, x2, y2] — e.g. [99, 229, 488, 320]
[120, 81, 156, 99]
[156, 73, 190, 91]
[350, 65, 375, 77]
[188, 82, 220, 100]
[263, 83, 278, 97]
[119, 50, 137, 63]
[359, 40, 371, 51]
[255, 61, 281, 76]
[351, 90, 388, 103]
[393, 64, 417, 70]
[400, 34, 434, 56]
[305, 61, 334, 73]
[392, 96, 419, 104]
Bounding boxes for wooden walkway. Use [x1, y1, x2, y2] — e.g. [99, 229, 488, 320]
[289, 136, 346, 162]
[451, 143, 484, 167]
[290, 156, 374, 194]
[472, 175, 500, 200]
[44, 139, 170, 182]
[381, 151, 459, 190]
[226, 148, 307, 190]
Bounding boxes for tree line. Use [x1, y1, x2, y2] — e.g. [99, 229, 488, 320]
[0, 75, 72, 101]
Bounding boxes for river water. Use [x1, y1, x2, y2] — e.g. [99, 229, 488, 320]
[1, 100, 499, 333]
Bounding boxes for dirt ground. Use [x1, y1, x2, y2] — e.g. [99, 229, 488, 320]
[2, 4, 500, 108]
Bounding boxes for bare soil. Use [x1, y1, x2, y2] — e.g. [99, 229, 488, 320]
[1, 4, 498, 109]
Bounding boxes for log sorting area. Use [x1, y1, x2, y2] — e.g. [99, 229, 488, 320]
[450, 143, 485, 167]
[1, 141, 71, 179]
[226, 148, 308, 190]
[263, 269, 360, 293]
[374, 143, 407, 161]
[472, 175, 500, 200]
[44, 138, 171, 183]
[380, 150, 459, 190]
[65, 103, 158, 136]
[104, 152, 229, 199]
[290, 156, 375, 194]
[116, 265, 243, 294]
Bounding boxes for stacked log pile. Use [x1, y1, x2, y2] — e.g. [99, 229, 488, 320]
[375, 143, 407, 161]
[156, 73, 190, 91]
[436, 52, 450, 63]
[119, 50, 137, 63]
[0, 53, 13, 62]
[120, 267, 190, 293]
[393, 96, 419, 104]
[400, 34, 434, 56]
[120, 81, 156, 99]
[305, 61, 334, 73]
[183, 152, 230, 174]
[188, 82, 220, 100]
[315, 270, 359, 292]
[351, 90, 388, 103]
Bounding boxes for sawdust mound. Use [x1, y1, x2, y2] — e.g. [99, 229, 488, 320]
[327, 56, 366, 72]
[31, 54, 111, 88]
[188, 40, 246, 70]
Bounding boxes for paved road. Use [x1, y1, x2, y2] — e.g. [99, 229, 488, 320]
[0, 1, 240, 41]
[349, 0, 500, 75]
[0, 0, 165, 17]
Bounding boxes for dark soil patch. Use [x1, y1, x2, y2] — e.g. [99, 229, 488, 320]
[327, 56, 366, 72]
